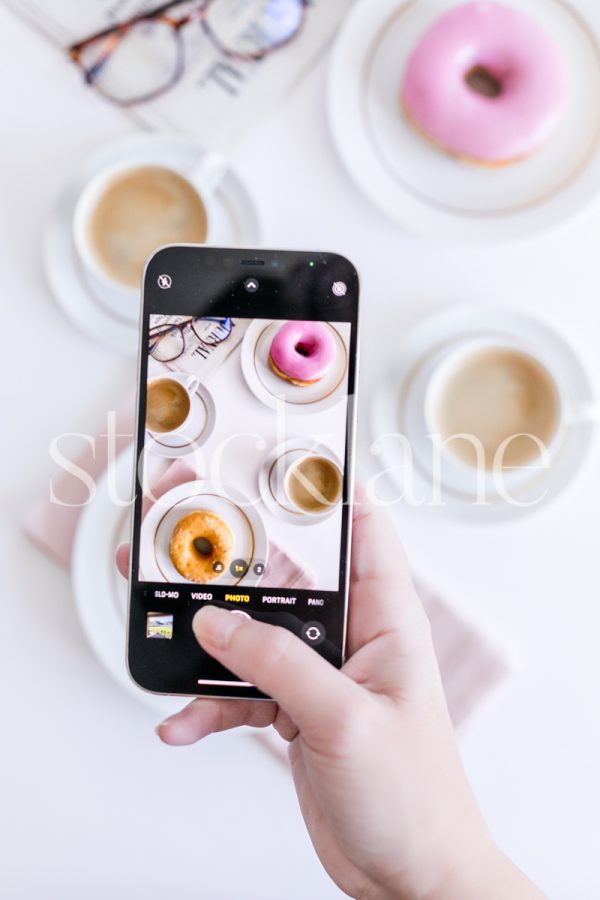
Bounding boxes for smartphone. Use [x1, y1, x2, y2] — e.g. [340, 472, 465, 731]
[127, 246, 359, 699]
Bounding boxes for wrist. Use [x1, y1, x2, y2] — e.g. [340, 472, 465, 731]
[358, 837, 544, 900]
[354, 834, 496, 900]
[426, 841, 545, 900]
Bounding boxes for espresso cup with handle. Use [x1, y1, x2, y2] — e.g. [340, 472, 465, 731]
[73, 152, 227, 322]
[146, 374, 201, 448]
[276, 451, 343, 517]
[404, 335, 577, 499]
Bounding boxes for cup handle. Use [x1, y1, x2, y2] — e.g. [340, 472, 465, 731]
[184, 375, 200, 396]
[188, 151, 228, 195]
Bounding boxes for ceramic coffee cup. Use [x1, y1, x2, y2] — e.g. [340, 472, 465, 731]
[73, 153, 227, 321]
[146, 374, 201, 447]
[273, 450, 343, 516]
[403, 333, 595, 499]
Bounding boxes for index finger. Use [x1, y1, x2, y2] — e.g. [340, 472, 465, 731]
[347, 483, 424, 654]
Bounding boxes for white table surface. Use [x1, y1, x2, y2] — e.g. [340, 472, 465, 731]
[2, 5, 600, 899]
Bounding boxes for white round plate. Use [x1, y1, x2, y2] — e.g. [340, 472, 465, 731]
[43, 133, 263, 354]
[71, 446, 181, 715]
[369, 306, 598, 521]
[140, 480, 269, 586]
[328, 0, 600, 240]
[240, 320, 348, 412]
[145, 376, 216, 459]
[258, 438, 344, 526]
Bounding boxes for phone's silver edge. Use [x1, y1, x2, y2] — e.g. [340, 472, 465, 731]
[124, 248, 146, 693]
[341, 299, 360, 668]
[125, 244, 360, 699]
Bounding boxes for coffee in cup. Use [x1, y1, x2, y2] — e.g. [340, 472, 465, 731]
[73, 152, 227, 323]
[432, 347, 561, 470]
[146, 377, 194, 435]
[286, 455, 343, 514]
[86, 165, 208, 289]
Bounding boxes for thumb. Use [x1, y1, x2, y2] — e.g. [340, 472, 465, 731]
[115, 543, 130, 580]
[192, 606, 359, 740]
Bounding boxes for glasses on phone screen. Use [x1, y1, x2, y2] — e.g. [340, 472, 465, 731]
[149, 316, 233, 361]
[68, 0, 309, 107]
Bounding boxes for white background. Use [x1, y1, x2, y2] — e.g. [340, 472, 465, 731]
[1, 4, 600, 899]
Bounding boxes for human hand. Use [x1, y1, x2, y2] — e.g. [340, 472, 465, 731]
[117, 490, 543, 900]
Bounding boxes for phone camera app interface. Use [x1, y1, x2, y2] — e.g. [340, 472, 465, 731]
[130, 250, 358, 695]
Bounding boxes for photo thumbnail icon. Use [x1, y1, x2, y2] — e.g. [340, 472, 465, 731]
[146, 612, 174, 640]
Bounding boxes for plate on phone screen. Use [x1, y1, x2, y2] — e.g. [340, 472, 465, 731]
[240, 320, 349, 413]
[139, 480, 268, 587]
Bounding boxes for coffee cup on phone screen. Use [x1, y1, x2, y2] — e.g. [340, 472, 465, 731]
[273, 450, 343, 517]
[145, 374, 201, 447]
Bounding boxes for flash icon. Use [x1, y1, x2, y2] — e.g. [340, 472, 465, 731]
[158, 274, 172, 289]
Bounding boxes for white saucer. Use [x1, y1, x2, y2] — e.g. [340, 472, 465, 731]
[145, 377, 216, 459]
[240, 320, 349, 413]
[369, 306, 598, 521]
[258, 438, 343, 526]
[71, 447, 181, 715]
[43, 134, 263, 354]
[70, 450, 275, 742]
[140, 480, 269, 586]
[328, 0, 600, 240]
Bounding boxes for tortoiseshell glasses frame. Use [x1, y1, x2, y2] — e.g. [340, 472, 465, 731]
[68, 0, 309, 107]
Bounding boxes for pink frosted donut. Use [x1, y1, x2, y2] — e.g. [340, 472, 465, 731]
[269, 321, 336, 386]
[402, 2, 568, 166]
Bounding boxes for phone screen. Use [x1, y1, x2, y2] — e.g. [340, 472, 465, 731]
[128, 247, 359, 699]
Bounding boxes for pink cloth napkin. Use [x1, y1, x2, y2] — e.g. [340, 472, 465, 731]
[23, 401, 514, 729]
[24, 396, 135, 568]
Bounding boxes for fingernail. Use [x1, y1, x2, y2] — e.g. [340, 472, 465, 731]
[192, 606, 244, 650]
[155, 722, 169, 742]
[155, 712, 175, 735]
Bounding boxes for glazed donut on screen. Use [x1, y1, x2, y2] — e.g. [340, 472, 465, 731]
[169, 510, 235, 583]
[269, 321, 336, 386]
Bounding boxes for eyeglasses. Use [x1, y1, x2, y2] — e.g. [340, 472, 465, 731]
[68, 0, 309, 107]
[149, 316, 233, 361]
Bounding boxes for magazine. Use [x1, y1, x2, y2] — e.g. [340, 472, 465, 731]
[150, 315, 250, 377]
[6, 0, 350, 153]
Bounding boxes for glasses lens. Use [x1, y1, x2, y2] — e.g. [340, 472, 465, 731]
[204, 0, 304, 57]
[80, 19, 182, 104]
[191, 317, 234, 345]
[149, 326, 185, 361]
